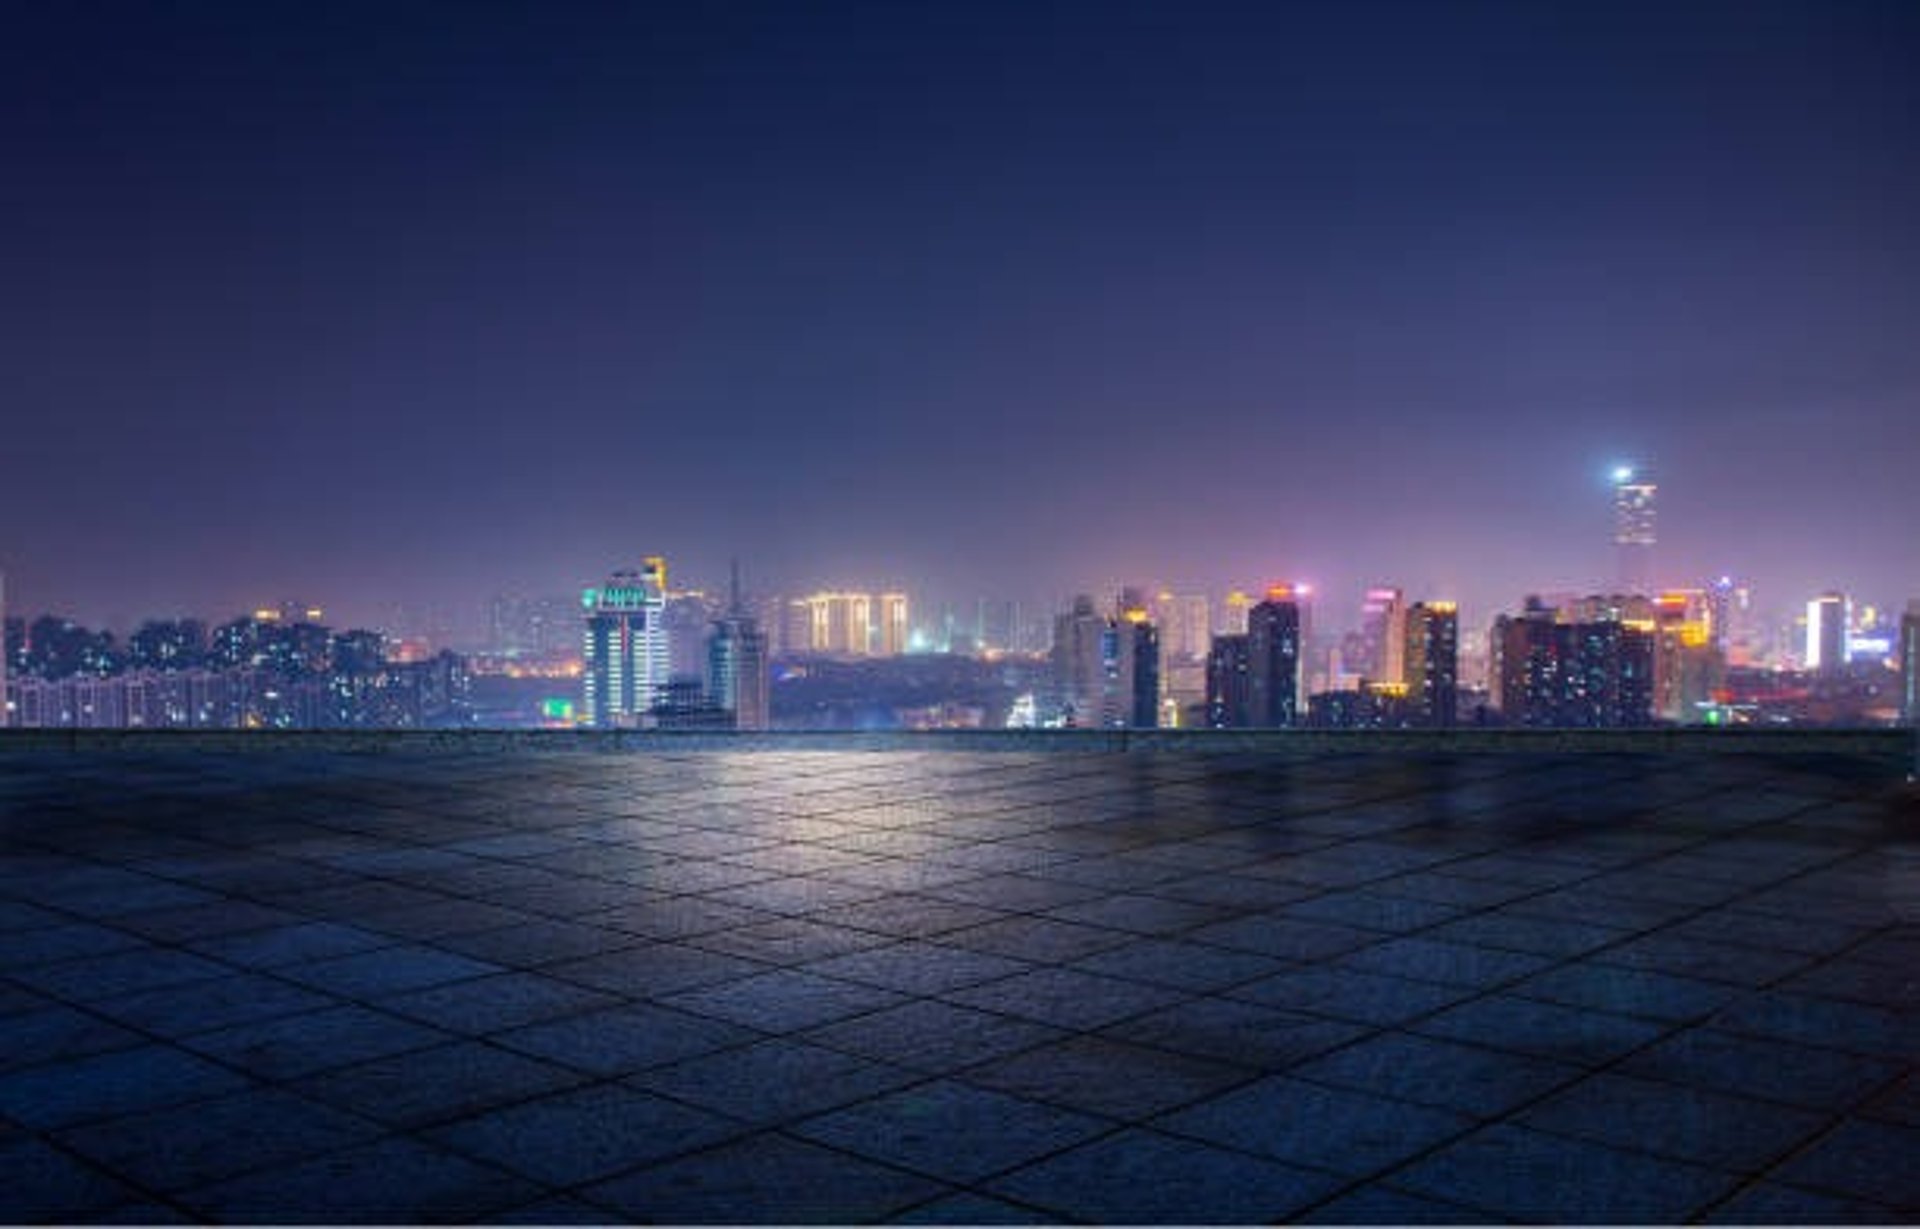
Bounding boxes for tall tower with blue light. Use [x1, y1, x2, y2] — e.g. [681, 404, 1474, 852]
[1611, 465, 1657, 596]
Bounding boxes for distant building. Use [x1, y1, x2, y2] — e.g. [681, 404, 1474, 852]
[1050, 595, 1106, 726]
[707, 618, 769, 730]
[1148, 591, 1206, 666]
[1900, 602, 1919, 727]
[1155, 593, 1210, 722]
[127, 620, 208, 672]
[1218, 589, 1252, 636]
[804, 592, 875, 655]
[6, 629, 469, 730]
[650, 678, 733, 730]
[1612, 466, 1657, 595]
[707, 567, 770, 731]
[1246, 586, 1303, 728]
[1651, 590, 1725, 724]
[581, 559, 670, 728]
[876, 593, 910, 657]
[1805, 592, 1849, 676]
[1307, 683, 1413, 729]
[974, 598, 1020, 653]
[1205, 634, 1252, 728]
[1106, 601, 1160, 729]
[664, 590, 721, 681]
[1351, 586, 1405, 683]
[1493, 596, 1654, 727]
[1403, 601, 1458, 726]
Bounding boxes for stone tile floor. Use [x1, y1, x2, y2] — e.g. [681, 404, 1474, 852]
[1, 746, 1916, 1223]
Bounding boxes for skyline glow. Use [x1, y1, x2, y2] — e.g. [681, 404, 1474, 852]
[2, 2, 1915, 630]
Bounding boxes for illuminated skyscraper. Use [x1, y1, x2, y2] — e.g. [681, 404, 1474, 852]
[1805, 592, 1849, 675]
[0, 571, 7, 729]
[1651, 590, 1723, 724]
[1352, 586, 1405, 683]
[1403, 601, 1458, 726]
[1612, 466, 1657, 595]
[1493, 597, 1653, 727]
[804, 592, 876, 655]
[581, 558, 670, 728]
[1247, 585, 1303, 728]
[1219, 589, 1252, 636]
[1154, 591, 1210, 719]
[1105, 601, 1161, 729]
[877, 593, 909, 657]
[1153, 591, 1211, 664]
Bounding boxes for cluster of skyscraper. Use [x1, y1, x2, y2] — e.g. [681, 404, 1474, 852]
[1045, 584, 1458, 730]
[4, 464, 1917, 732]
[579, 557, 769, 730]
[1020, 468, 1914, 732]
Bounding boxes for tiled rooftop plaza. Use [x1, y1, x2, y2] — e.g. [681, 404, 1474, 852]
[3, 734, 1917, 1223]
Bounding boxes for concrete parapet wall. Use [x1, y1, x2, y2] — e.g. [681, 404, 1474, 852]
[0, 726, 1912, 759]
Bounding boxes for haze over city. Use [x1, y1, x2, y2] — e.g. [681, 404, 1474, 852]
[4, 1, 1916, 633]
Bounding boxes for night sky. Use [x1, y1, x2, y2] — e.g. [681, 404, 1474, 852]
[5, 0, 1917, 634]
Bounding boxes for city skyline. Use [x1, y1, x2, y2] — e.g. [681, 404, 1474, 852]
[4, 2, 1916, 630]
[3, 549, 1912, 668]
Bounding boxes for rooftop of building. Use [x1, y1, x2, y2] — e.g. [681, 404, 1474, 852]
[3, 731, 1917, 1223]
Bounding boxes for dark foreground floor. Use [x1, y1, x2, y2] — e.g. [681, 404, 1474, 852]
[2, 745, 1917, 1223]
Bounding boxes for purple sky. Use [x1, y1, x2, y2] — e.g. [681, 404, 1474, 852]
[4, 1, 1917, 636]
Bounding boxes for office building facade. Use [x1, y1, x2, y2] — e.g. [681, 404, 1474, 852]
[1403, 600, 1458, 726]
[1612, 467, 1657, 595]
[1246, 586, 1302, 728]
[1493, 597, 1655, 727]
[581, 558, 670, 728]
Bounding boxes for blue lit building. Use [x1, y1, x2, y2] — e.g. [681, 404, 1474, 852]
[582, 558, 670, 728]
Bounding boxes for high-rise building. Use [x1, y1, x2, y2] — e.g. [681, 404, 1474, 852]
[1353, 586, 1405, 683]
[1651, 590, 1724, 724]
[1153, 591, 1210, 720]
[806, 592, 871, 655]
[1805, 592, 1849, 676]
[1218, 589, 1252, 636]
[1204, 633, 1252, 728]
[1707, 577, 1736, 655]
[1899, 602, 1918, 726]
[0, 571, 7, 730]
[707, 565, 770, 731]
[665, 589, 720, 681]
[1246, 585, 1302, 728]
[1612, 466, 1657, 595]
[1153, 591, 1211, 665]
[126, 619, 206, 673]
[877, 593, 910, 657]
[581, 558, 670, 728]
[788, 591, 909, 656]
[1403, 601, 1458, 726]
[1045, 594, 1160, 729]
[1493, 596, 1654, 727]
[1106, 602, 1161, 729]
[1051, 595, 1106, 726]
